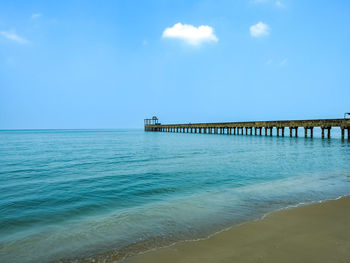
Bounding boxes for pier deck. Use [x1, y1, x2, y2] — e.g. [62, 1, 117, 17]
[144, 118, 350, 139]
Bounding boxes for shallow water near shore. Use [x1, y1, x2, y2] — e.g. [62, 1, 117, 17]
[0, 129, 350, 262]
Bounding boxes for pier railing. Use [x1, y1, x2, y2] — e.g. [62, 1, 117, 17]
[144, 118, 350, 139]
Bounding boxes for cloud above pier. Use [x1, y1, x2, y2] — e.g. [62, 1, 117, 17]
[250, 22, 270, 37]
[162, 23, 218, 46]
[31, 13, 42, 19]
[0, 31, 28, 44]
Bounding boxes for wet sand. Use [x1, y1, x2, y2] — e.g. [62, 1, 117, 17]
[124, 196, 350, 263]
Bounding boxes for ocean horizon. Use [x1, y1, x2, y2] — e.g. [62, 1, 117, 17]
[1, 129, 350, 262]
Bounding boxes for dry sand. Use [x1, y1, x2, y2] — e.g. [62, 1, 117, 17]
[124, 196, 350, 263]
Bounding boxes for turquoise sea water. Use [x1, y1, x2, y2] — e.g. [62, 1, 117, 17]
[0, 129, 350, 262]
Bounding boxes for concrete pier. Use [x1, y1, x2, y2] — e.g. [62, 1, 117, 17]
[144, 117, 350, 140]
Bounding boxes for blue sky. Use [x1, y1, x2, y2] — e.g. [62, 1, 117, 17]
[1, 0, 349, 129]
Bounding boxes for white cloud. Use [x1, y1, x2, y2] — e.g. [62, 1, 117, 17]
[250, 22, 270, 37]
[280, 58, 288, 66]
[275, 1, 285, 7]
[0, 31, 29, 44]
[31, 13, 42, 19]
[162, 23, 218, 46]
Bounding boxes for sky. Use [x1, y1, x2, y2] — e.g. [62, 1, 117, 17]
[0, 0, 350, 129]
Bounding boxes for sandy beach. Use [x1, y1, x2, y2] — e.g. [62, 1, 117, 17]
[125, 195, 350, 263]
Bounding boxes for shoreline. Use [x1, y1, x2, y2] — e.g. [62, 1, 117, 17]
[54, 195, 350, 263]
[123, 195, 350, 263]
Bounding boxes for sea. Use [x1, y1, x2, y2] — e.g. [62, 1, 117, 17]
[0, 129, 349, 262]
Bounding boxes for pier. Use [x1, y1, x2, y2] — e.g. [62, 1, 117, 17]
[144, 117, 350, 139]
